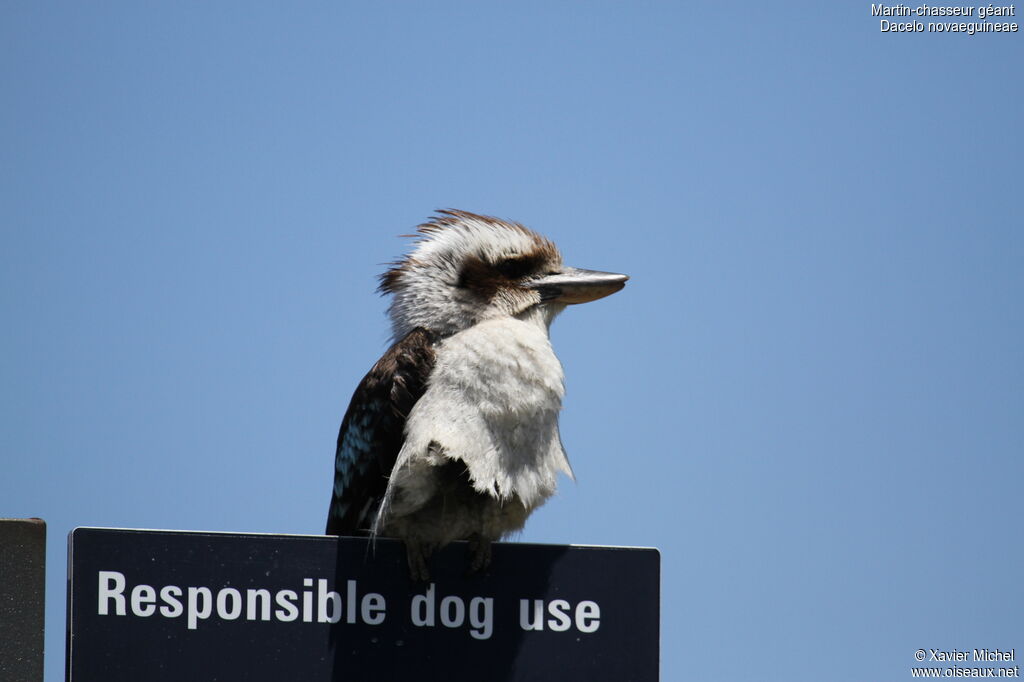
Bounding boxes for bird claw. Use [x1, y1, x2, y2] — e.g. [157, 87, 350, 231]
[466, 535, 492, 576]
[405, 541, 435, 582]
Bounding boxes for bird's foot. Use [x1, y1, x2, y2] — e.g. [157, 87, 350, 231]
[466, 534, 492, 576]
[405, 540, 435, 582]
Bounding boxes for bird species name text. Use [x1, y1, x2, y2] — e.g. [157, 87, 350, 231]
[870, 3, 1018, 32]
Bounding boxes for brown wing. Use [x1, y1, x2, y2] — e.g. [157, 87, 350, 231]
[325, 328, 435, 535]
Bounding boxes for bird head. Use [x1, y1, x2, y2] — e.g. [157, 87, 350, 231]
[379, 210, 628, 340]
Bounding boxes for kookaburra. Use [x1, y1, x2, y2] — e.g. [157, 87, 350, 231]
[325, 210, 627, 579]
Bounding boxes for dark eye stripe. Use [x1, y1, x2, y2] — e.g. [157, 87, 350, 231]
[493, 254, 546, 280]
[456, 251, 551, 298]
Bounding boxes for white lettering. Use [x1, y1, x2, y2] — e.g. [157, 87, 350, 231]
[411, 583, 435, 627]
[519, 599, 544, 631]
[246, 589, 271, 621]
[159, 585, 182, 618]
[439, 596, 465, 628]
[274, 589, 299, 622]
[518, 597, 602, 634]
[186, 587, 212, 630]
[468, 597, 493, 640]
[98, 571, 126, 616]
[347, 580, 358, 623]
[547, 599, 572, 632]
[94, 571, 391, 629]
[216, 588, 242, 620]
[317, 579, 342, 624]
[302, 578, 313, 623]
[361, 593, 386, 625]
[130, 584, 156, 617]
[576, 600, 601, 633]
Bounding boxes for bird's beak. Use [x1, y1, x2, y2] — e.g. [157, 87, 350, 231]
[528, 267, 629, 305]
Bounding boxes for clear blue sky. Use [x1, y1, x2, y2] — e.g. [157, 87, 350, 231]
[2, 3, 1021, 680]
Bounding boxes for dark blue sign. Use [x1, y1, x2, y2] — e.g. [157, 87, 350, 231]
[68, 528, 659, 681]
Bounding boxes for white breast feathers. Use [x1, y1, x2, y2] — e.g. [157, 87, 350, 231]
[379, 315, 573, 526]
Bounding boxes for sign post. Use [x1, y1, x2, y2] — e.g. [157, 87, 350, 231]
[67, 528, 658, 681]
[0, 518, 47, 682]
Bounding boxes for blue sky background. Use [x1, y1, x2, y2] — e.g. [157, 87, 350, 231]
[2, 3, 1021, 680]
